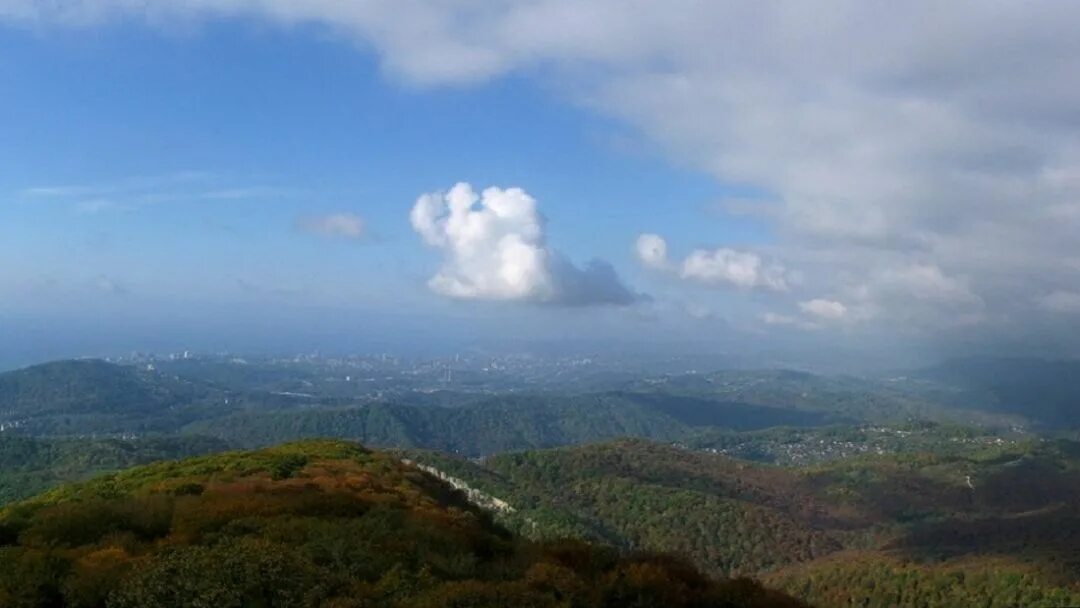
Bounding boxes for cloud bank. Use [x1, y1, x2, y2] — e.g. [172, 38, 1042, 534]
[636, 233, 788, 292]
[9, 1, 1080, 350]
[411, 183, 640, 306]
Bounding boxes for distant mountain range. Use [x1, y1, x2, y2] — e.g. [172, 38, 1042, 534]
[3, 355, 1079, 449]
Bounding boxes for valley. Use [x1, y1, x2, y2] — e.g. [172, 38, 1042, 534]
[1, 354, 1078, 606]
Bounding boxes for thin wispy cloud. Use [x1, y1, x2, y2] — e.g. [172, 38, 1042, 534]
[15, 172, 292, 213]
[203, 187, 297, 201]
[20, 186, 94, 198]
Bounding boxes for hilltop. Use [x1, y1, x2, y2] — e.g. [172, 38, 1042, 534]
[0, 359, 230, 435]
[0, 439, 803, 607]
[0, 434, 230, 505]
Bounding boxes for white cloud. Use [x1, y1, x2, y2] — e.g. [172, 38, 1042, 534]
[757, 299, 847, 333]
[820, 263, 987, 329]
[872, 264, 981, 306]
[410, 183, 551, 301]
[799, 298, 847, 320]
[681, 248, 788, 291]
[410, 182, 640, 306]
[635, 233, 668, 270]
[11, 2, 1080, 345]
[14, 172, 286, 213]
[636, 233, 788, 291]
[297, 213, 366, 240]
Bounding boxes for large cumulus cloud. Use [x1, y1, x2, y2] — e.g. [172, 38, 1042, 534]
[410, 183, 641, 306]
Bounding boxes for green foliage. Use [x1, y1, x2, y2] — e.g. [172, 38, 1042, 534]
[0, 360, 171, 417]
[449, 440, 842, 577]
[764, 553, 1080, 608]
[180, 391, 846, 458]
[684, 422, 1024, 466]
[5, 358, 1080, 606]
[408, 437, 1080, 607]
[0, 440, 805, 608]
[632, 369, 1025, 428]
[182, 396, 695, 455]
[0, 359, 234, 435]
[0, 435, 231, 507]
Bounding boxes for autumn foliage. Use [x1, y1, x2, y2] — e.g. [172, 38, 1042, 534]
[0, 440, 805, 607]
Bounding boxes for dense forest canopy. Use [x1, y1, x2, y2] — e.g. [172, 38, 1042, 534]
[0, 440, 804, 608]
[2, 356, 1079, 606]
[404, 437, 1080, 607]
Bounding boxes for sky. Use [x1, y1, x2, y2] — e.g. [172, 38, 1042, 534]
[1, 1, 1079, 368]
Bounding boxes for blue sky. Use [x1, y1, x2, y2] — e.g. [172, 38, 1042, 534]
[2, 3, 1079, 366]
[0, 19, 770, 362]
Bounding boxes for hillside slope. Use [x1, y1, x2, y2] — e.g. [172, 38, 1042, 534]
[0, 440, 803, 608]
[0, 360, 230, 435]
[406, 438, 1080, 607]
[0, 435, 232, 506]
[915, 357, 1080, 427]
[182, 392, 834, 456]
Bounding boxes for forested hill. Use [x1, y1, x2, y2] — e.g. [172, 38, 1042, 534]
[0, 434, 230, 505]
[6, 356, 1070, 451]
[0, 359, 229, 435]
[0, 440, 804, 608]
[0, 359, 840, 451]
[915, 356, 1080, 427]
[0, 359, 186, 415]
[405, 437, 1080, 607]
[181, 393, 839, 456]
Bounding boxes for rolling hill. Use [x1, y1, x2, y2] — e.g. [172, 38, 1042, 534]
[0, 440, 803, 608]
[0, 434, 232, 506]
[405, 437, 1080, 607]
[914, 357, 1080, 428]
[0, 359, 232, 435]
[181, 393, 837, 456]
